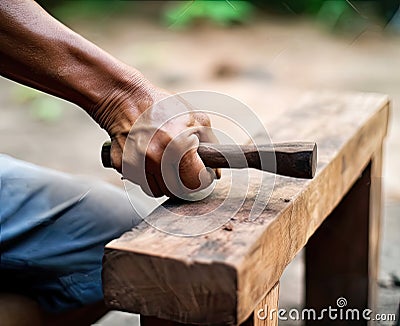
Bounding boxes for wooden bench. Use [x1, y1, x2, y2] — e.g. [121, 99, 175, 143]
[102, 91, 390, 325]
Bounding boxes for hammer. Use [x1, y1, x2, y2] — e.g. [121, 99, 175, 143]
[101, 141, 317, 179]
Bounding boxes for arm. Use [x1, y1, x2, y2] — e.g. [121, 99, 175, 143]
[0, 0, 216, 197]
[0, 0, 145, 124]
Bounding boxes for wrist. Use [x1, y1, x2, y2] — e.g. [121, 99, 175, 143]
[59, 38, 157, 134]
[86, 65, 159, 136]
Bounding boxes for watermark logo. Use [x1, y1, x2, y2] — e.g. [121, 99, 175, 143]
[336, 297, 347, 308]
[257, 297, 396, 322]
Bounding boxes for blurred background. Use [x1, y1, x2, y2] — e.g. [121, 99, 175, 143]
[0, 1, 399, 325]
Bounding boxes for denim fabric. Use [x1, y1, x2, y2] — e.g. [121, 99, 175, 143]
[0, 154, 141, 313]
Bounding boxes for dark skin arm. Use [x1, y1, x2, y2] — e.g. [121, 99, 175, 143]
[0, 0, 217, 197]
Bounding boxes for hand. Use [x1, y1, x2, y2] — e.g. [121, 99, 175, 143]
[93, 73, 219, 198]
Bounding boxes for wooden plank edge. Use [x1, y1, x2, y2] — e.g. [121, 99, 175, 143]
[102, 248, 239, 325]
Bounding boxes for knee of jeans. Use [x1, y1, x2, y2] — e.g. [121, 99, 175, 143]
[79, 181, 142, 237]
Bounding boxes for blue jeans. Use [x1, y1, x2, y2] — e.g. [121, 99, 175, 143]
[0, 154, 141, 313]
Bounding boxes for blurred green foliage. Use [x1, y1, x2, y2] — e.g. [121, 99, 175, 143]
[251, 0, 400, 32]
[37, 0, 400, 31]
[164, 1, 253, 28]
[250, 0, 398, 18]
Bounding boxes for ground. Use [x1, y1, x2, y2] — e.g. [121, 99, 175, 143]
[0, 12, 398, 326]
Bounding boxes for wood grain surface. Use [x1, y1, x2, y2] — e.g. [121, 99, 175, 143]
[102, 92, 389, 325]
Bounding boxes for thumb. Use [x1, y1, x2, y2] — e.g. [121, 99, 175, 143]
[179, 148, 215, 192]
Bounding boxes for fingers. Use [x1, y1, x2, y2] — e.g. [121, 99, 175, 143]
[144, 150, 174, 198]
[195, 123, 221, 179]
[148, 150, 214, 198]
[119, 107, 219, 198]
[141, 132, 215, 198]
[193, 112, 211, 127]
[145, 173, 164, 198]
[110, 136, 125, 173]
[179, 148, 214, 191]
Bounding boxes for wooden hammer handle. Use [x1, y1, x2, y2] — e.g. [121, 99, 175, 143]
[101, 141, 317, 179]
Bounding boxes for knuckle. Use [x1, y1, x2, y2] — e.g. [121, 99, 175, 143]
[194, 112, 211, 127]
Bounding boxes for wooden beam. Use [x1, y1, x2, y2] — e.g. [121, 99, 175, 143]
[103, 92, 390, 324]
[242, 282, 280, 326]
[368, 146, 384, 314]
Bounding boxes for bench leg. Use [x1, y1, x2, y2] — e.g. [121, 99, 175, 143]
[305, 148, 383, 325]
[241, 281, 280, 326]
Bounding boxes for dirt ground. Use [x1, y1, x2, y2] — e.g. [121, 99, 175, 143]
[0, 13, 399, 325]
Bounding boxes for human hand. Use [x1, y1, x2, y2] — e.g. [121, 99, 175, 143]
[93, 73, 219, 198]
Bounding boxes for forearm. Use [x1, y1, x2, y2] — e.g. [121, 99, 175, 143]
[0, 0, 152, 129]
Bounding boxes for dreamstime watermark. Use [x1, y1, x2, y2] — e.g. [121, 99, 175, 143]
[257, 297, 396, 322]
